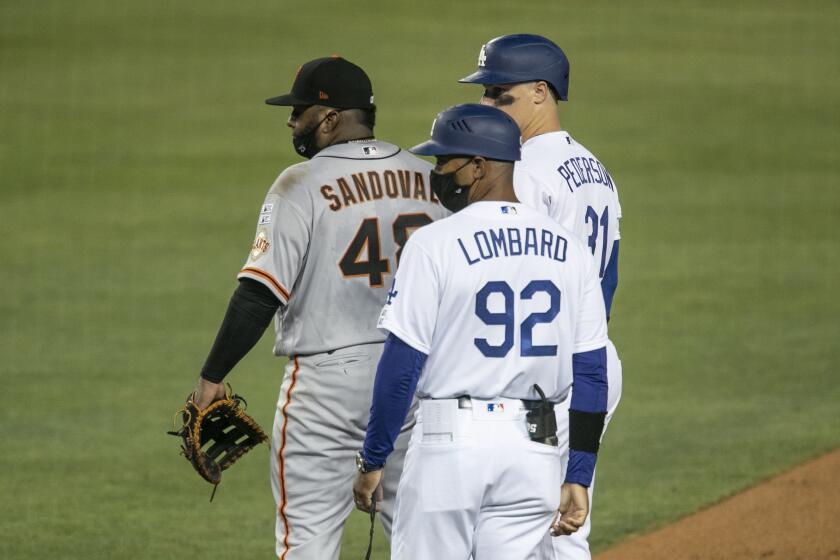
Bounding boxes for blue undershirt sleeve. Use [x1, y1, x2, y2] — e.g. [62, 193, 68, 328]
[566, 346, 608, 487]
[361, 333, 428, 467]
[601, 239, 619, 320]
[570, 346, 608, 413]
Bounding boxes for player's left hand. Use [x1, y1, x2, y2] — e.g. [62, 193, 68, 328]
[191, 377, 227, 409]
[550, 482, 589, 536]
[352, 470, 384, 513]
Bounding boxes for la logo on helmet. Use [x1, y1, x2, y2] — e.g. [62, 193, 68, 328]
[477, 45, 487, 67]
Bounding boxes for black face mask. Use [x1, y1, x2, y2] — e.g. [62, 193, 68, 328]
[430, 159, 476, 213]
[292, 112, 331, 159]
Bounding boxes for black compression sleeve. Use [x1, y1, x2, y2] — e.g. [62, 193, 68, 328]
[568, 410, 607, 454]
[199, 278, 282, 383]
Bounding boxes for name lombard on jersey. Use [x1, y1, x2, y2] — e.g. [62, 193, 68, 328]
[457, 226, 569, 266]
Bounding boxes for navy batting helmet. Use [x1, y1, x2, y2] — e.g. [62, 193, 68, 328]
[410, 104, 521, 162]
[459, 34, 570, 101]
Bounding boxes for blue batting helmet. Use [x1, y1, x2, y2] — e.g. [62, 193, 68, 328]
[410, 104, 521, 162]
[459, 34, 570, 101]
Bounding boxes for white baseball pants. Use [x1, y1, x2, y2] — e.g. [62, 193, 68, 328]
[391, 397, 561, 560]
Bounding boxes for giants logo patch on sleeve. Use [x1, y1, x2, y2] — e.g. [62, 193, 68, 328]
[250, 229, 270, 261]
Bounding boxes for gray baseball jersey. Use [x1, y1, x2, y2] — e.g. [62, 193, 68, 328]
[238, 139, 448, 356]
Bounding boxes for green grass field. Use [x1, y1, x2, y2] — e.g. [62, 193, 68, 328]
[2, 1, 839, 558]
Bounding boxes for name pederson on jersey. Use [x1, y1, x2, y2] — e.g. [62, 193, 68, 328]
[514, 132, 621, 293]
[377, 201, 607, 402]
[239, 140, 448, 357]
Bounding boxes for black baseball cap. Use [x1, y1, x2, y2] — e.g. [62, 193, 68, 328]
[265, 56, 375, 109]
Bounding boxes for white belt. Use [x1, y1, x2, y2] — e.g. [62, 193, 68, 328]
[419, 398, 527, 443]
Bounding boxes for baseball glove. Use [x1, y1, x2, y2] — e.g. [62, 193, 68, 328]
[168, 387, 268, 492]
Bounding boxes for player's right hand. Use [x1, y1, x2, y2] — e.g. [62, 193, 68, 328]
[550, 482, 589, 536]
[352, 470, 383, 513]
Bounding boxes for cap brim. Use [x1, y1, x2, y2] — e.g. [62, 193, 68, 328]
[265, 93, 310, 106]
[458, 69, 526, 85]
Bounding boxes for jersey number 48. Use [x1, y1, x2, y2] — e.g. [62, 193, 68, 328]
[339, 213, 433, 287]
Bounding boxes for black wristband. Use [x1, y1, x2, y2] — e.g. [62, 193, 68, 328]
[200, 279, 281, 383]
[568, 409, 606, 454]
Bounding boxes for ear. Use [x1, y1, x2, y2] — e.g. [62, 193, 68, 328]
[321, 110, 341, 133]
[532, 81, 550, 105]
[471, 157, 487, 179]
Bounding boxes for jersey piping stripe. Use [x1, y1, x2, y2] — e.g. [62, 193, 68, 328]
[239, 267, 290, 301]
[277, 356, 300, 560]
[313, 148, 402, 161]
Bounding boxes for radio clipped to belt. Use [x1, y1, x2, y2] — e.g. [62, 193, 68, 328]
[525, 384, 558, 446]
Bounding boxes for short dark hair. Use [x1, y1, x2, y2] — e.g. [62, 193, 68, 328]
[344, 106, 376, 130]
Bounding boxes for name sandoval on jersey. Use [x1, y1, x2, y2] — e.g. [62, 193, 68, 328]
[557, 156, 615, 193]
[321, 169, 439, 211]
[458, 227, 568, 266]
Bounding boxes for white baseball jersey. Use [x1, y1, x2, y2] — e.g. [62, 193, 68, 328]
[514, 131, 621, 279]
[515, 132, 623, 560]
[239, 139, 448, 356]
[377, 201, 607, 402]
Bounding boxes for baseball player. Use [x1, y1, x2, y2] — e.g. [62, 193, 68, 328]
[352, 103, 610, 560]
[459, 34, 624, 559]
[185, 56, 447, 559]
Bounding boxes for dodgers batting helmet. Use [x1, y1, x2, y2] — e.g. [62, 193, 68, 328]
[410, 104, 521, 162]
[459, 34, 570, 101]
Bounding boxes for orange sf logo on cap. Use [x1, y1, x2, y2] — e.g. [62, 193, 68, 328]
[319, 91, 329, 100]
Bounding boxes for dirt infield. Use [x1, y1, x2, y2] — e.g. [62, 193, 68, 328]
[595, 449, 840, 560]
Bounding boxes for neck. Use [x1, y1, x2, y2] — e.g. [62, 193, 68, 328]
[472, 169, 518, 204]
[479, 188, 518, 203]
[329, 126, 374, 146]
[520, 106, 562, 142]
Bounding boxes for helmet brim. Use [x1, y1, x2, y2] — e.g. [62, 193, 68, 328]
[460, 68, 568, 101]
[409, 139, 466, 157]
[458, 69, 526, 86]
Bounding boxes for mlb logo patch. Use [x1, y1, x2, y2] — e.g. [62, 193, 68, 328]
[501, 206, 517, 215]
[363, 146, 378, 156]
[486, 403, 505, 412]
